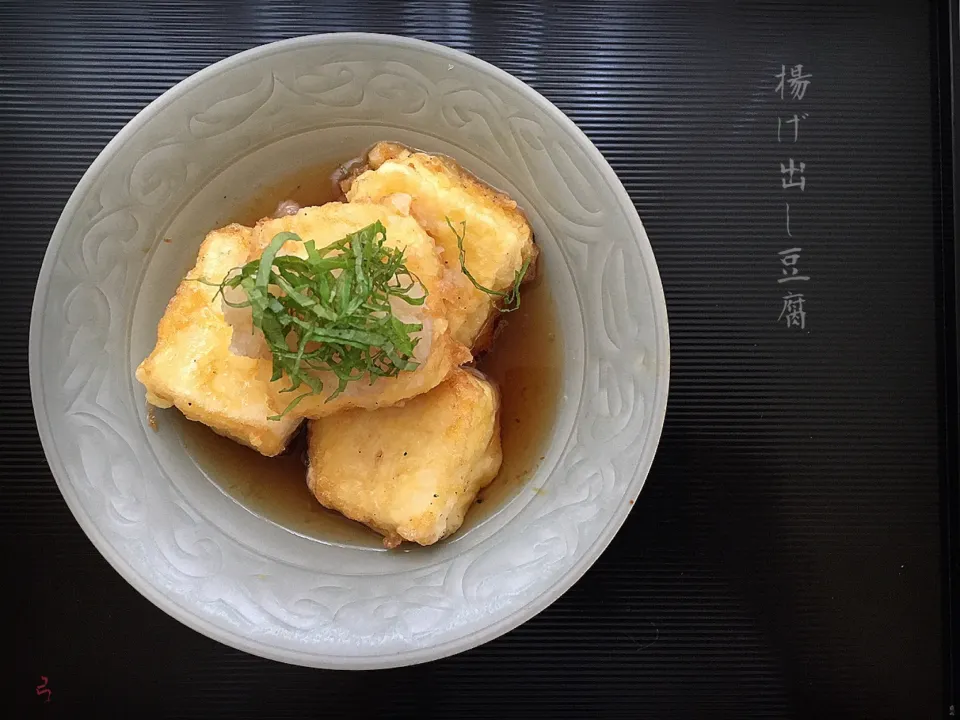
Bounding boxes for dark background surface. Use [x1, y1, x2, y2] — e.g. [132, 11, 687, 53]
[1, 1, 956, 718]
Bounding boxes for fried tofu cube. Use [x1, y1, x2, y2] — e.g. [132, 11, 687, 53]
[306, 369, 502, 548]
[135, 224, 302, 456]
[253, 201, 471, 419]
[346, 143, 538, 350]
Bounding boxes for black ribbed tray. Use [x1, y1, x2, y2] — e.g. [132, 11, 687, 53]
[2, 1, 957, 717]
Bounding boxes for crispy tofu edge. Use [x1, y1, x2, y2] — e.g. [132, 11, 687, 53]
[304, 369, 503, 548]
[135, 224, 301, 457]
[365, 143, 533, 253]
[351, 143, 540, 352]
[365, 141, 539, 269]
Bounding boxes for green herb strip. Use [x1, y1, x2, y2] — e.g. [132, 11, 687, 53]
[446, 217, 529, 313]
[215, 221, 426, 420]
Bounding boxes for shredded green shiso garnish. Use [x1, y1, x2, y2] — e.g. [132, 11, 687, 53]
[446, 217, 529, 312]
[211, 217, 530, 420]
[214, 221, 426, 419]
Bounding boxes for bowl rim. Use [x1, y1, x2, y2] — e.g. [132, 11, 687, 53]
[30, 31, 670, 668]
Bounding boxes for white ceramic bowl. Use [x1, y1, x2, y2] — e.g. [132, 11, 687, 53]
[30, 33, 669, 668]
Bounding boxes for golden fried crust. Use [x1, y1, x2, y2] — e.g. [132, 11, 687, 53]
[135, 224, 302, 456]
[253, 201, 471, 419]
[347, 143, 538, 350]
[306, 369, 502, 547]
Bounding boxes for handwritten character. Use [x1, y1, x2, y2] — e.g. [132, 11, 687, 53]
[780, 158, 806, 191]
[778, 247, 810, 283]
[778, 112, 809, 142]
[775, 64, 812, 100]
[36, 676, 51, 704]
[778, 293, 807, 329]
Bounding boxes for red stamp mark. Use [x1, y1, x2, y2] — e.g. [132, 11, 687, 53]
[36, 676, 52, 703]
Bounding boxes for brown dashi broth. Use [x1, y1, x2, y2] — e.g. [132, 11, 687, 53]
[177, 153, 562, 543]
